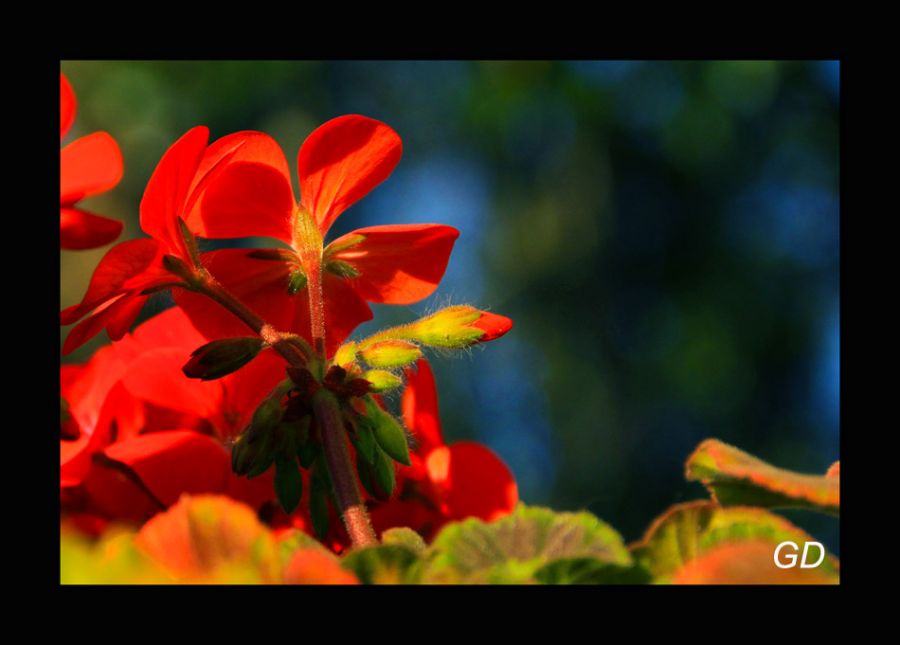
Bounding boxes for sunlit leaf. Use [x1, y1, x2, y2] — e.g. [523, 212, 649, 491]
[341, 544, 422, 584]
[61, 528, 169, 584]
[686, 439, 839, 515]
[533, 558, 652, 584]
[422, 505, 631, 584]
[672, 540, 838, 584]
[134, 494, 280, 583]
[284, 548, 359, 585]
[631, 500, 839, 584]
[381, 527, 427, 554]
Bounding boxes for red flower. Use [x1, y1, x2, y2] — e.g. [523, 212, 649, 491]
[175, 115, 459, 354]
[369, 359, 518, 540]
[61, 307, 286, 526]
[60, 72, 124, 250]
[60, 126, 242, 355]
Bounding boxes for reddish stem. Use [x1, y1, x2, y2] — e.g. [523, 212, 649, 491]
[313, 390, 377, 547]
[193, 272, 377, 549]
[305, 259, 326, 356]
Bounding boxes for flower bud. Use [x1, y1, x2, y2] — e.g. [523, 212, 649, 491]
[358, 397, 410, 466]
[363, 369, 403, 393]
[359, 340, 422, 369]
[407, 306, 512, 348]
[182, 337, 266, 381]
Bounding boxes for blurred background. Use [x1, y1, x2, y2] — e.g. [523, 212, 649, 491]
[60, 61, 840, 551]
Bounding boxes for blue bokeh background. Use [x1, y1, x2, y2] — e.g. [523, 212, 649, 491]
[61, 61, 839, 550]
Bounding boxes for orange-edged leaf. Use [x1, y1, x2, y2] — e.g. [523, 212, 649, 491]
[283, 549, 359, 585]
[631, 500, 839, 583]
[135, 494, 279, 583]
[685, 439, 839, 515]
[672, 540, 837, 585]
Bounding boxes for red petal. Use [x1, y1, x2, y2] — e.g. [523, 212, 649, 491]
[329, 224, 458, 304]
[60, 208, 123, 250]
[298, 115, 402, 233]
[140, 126, 209, 255]
[429, 442, 518, 522]
[175, 249, 298, 338]
[103, 431, 231, 507]
[62, 293, 148, 356]
[60, 238, 162, 326]
[369, 500, 443, 539]
[218, 349, 288, 437]
[176, 250, 372, 356]
[121, 348, 224, 420]
[188, 132, 295, 243]
[401, 359, 444, 454]
[323, 273, 373, 354]
[113, 306, 208, 362]
[61, 381, 140, 487]
[472, 311, 513, 342]
[60, 72, 76, 139]
[60, 132, 123, 205]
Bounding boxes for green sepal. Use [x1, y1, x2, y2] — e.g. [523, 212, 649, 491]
[177, 217, 202, 267]
[274, 455, 303, 514]
[246, 248, 298, 262]
[325, 259, 360, 279]
[287, 269, 308, 295]
[309, 463, 331, 541]
[372, 445, 396, 499]
[350, 418, 376, 464]
[362, 398, 411, 466]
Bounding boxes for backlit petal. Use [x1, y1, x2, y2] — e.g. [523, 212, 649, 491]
[298, 115, 402, 233]
[60, 132, 123, 204]
[60, 72, 76, 139]
[189, 131, 295, 243]
[329, 224, 458, 304]
[60, 208, 123, 250]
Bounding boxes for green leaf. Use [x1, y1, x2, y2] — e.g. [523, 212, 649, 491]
[533, 558, 652, 585]
[382, 527, 427, 554]
[274, 456, 302, 514]
[341, 545, 422, 584]
[686, 439, 839, 515]
[422, 505, 631, 584]
[631, 500, 840, 583]
[364, 398, 410, 466]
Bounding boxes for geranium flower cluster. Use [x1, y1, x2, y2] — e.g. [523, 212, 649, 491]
[60, 73, 517, 550]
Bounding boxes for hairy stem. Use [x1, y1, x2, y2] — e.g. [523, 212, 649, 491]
[192, 272, 377, 549]
[196, 275, 310, 365]
[305, 259, 326, 357]
[313, 389, 377, 547]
